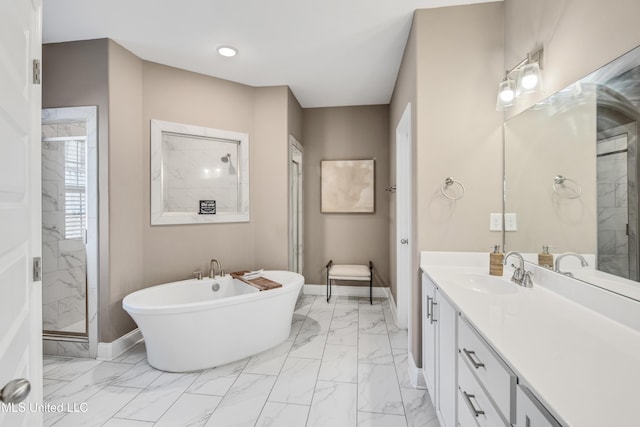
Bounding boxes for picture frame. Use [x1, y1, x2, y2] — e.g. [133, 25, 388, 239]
[321, 159, 375, 213]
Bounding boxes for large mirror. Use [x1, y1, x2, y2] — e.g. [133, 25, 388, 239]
[505, 45, 640, 301]
[151, 119, 250, 225]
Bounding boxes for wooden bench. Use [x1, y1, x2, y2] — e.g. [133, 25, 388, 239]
[326, 260, 373, 304]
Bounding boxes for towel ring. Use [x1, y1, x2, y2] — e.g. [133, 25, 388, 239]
[553, 175, 582, 199]
[441, 177, 465, 200]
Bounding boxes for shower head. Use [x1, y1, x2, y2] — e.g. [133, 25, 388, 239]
[220, 153, 231, 163]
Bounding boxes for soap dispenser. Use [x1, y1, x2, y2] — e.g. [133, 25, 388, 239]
[489, 244, 504, 276]
[538, 245, 553, 269]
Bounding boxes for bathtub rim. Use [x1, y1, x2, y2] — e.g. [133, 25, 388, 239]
[123, 270, 304, 316]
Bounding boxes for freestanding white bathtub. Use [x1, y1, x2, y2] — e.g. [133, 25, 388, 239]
[122, 270, 304, 372]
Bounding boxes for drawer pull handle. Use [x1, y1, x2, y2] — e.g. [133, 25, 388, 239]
[426, 296, 432, 318]
[462, 391, 485, 417]
[430, 301, 438, 324]
[463, 348, 485, 369]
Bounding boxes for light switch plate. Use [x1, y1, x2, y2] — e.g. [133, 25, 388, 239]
[490, 213, 502, 231]
[505, 213, 517, 231]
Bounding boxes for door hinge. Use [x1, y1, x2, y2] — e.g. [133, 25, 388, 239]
[32, 59, 41, 85]
[33, 257, 42, 282]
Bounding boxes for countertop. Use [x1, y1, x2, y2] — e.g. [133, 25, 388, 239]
[421, 263, 640, 427]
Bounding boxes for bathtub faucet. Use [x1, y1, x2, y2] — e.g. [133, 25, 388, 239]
[209, 259, 225, 278]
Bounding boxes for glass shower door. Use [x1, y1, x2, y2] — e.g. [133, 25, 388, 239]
[42, 122, 88, 336]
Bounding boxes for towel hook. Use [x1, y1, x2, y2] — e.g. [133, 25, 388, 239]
[552, 175, 582, 199]
[441, 177, 465, 200]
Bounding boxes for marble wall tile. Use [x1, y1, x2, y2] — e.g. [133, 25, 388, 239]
[255, 402, 310, 427]
[203, 374, 276, 427]
[307, 381, 357, 427]
[42, 124, 58, 138]
[615, 182, 628, 207]
[42, 241, 59, 273]
[42, 180, 59, 212]
[268, 357, 321, 404]
[56, 341, 89, 358]
[598, 230, 617, 255]
[357, 364, 404, 415]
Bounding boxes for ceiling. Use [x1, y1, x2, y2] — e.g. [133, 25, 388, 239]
[43, 0, 496, 108]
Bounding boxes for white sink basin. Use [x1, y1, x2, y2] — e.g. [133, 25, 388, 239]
[452, 273, 518, 295]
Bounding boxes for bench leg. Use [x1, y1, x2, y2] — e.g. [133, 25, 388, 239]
[369, 275, 372, 304]
[326, 274, 331, 303]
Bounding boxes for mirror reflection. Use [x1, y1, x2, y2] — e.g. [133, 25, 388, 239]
[504, 45, 640, 297]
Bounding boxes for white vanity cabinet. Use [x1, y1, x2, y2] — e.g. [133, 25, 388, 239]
[515, 385, 562, 427]
[422, 273, 458, 427]
[457, 318, 516, 426]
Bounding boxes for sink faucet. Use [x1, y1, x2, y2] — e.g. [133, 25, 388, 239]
[554, 252, 588, 277]
[503, 251, 534, 287]
[209, 259, 225, 278]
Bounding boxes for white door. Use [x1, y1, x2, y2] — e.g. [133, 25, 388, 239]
[289, 136, 304, 274]
[0, 0, 43, 425]
[395, 103, 411, 329]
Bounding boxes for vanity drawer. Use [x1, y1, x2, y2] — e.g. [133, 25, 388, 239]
[458, 318, 516, 423]
[458, 353, 508, 427]
[515, 385, 562, 427]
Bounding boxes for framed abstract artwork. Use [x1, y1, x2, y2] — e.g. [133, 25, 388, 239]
[321, 159, 375, 213]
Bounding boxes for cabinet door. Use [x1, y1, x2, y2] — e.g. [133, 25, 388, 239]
[422, 273, 437, 397]
[516, 385, 561, 427]
[436, 291, 457, 427]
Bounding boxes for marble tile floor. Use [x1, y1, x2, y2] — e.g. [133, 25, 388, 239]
[43, 295, 440, 427]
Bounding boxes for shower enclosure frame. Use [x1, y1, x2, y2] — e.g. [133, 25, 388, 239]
[41, 106, 99, 358]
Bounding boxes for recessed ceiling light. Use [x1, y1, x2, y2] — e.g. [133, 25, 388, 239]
[217, 46, 237, 57]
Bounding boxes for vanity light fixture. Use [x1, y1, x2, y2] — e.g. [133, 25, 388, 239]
[217, 45, 237, 57]
[496, 48, 544, 111]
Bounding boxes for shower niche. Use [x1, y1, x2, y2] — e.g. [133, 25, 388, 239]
[150, 119, 250, 225]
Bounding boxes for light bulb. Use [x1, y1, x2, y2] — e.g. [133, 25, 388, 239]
[521, 73, 538, 90]
[500, 87, 515, 103]
[217, 46, 237, 57]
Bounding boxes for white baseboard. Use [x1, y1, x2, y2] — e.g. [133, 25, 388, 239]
[386, 288, 400, 328]
[409, 351, 427, 389]
[97, 328, 143, 361]
[303, 284, 389, 298]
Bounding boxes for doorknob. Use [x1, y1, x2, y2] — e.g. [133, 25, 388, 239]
[400, 239, 408, 245]
[0, 379, 31, 404]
